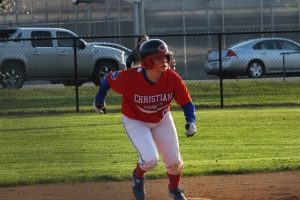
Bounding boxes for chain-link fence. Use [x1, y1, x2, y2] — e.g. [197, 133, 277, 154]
[0, 28, 299, 114]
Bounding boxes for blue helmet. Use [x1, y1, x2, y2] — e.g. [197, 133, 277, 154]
[139, 39, 173, 69]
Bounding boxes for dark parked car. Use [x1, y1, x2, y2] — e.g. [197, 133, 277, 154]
[204, 38, 300, 78]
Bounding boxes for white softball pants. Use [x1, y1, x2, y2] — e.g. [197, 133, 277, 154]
[122, 112, 183, 175]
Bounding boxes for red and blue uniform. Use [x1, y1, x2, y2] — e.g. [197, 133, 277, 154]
[95, 67, 196, 124]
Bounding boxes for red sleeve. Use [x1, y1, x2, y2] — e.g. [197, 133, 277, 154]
[173, 72, 192, 106]
[106, 70, 128, 95]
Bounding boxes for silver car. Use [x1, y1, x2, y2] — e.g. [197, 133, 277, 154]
[204, 38, 300, 78]
[0, 27, 126, 89]
[93, 42, 131, 58]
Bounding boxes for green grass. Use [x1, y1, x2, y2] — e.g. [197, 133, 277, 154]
[0, 107, 299, 187]
[0, 79, 299, 114]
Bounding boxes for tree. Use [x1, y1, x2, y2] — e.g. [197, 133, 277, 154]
[0, 0, 15, 12]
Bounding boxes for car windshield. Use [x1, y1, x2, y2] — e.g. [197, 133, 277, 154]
[278, 40, 300, 51]
[0, 29, 17, 41]
[229, 40, 253, 48]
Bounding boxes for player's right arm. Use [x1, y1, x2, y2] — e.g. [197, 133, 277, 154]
[94, 70, 128, 113]
[94, 76, 110, 113]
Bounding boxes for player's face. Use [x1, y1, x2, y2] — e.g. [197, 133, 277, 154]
[152, 54, 169, 72]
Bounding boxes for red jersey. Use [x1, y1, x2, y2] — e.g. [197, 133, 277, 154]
[106, 68, 192, 123]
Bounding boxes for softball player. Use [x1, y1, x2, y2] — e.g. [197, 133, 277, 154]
[94, 39, 197, 200]
[126, 35, 149, 69]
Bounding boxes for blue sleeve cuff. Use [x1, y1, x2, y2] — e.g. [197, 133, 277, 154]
[182, 102, 196, 123]
[95, 76, 110, 104]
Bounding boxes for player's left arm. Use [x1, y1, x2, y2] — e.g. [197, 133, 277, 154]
[182, 102, 197, 137]
[173, 73, 197, 137]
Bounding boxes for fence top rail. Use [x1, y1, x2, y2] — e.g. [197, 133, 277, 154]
[76, 29, 300, 39]
[1, 29, 300, 41]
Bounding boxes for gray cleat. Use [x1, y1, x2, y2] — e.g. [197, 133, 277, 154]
[132, 170, 145, 200]
[169, 187, 187, 200]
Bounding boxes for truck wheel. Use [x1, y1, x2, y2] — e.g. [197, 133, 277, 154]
[1, 66, 25, 89]
[92, 60, 117, 86]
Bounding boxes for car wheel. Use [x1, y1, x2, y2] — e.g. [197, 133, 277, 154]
[1, 66, 25, 89]
[247, 61, 264, 78]
[92, 60, 117, 86]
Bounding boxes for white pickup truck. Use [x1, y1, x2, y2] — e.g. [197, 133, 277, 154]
[0, 27, 126, 89]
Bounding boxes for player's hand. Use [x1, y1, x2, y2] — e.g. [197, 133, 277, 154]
[185, 122, 196, 137]
[93, 101, 106, 114]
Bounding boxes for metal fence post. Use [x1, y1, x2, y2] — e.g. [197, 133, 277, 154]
[73, 37, 80, 112]
[282, 53, 286, 82]
[218, 34, 224, 108]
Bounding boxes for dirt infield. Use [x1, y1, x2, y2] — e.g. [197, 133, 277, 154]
[0, 170, 299, 200]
